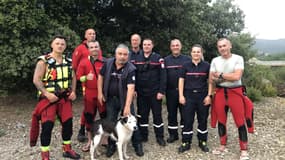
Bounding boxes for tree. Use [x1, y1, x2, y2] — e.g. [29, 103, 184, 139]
[0, 0, 80, 93]
[230, 33, 256, 61]
[1, 0, 257, 94]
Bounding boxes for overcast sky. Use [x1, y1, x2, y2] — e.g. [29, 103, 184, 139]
[234, 0, 285, 40]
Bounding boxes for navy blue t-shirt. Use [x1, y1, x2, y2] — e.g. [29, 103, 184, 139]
[179, 60, 210, 91]
[164, 54, 190, 90]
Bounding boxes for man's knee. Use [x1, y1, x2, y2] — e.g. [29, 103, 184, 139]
[84, 112, 94, 124]
[41, 121, 54, 146]
[62, 118, 73, 140]
[218, 122, 226, 137]
[238, 125, 248, 142]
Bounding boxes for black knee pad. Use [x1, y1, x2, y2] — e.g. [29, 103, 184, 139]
[246, 110, 254, 128]
[41, 121, 54, 146]
[218, 122, 226, 137]
[84, 112, 94, 124]
[62, 118, 72, 141]
[238, 125, 248, 142]
[246, 118, 252, 128]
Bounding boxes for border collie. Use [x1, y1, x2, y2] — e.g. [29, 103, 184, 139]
[90, 115, 138, 160]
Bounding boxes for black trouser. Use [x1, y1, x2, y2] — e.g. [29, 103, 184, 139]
[137, 94, 164, 139]
[166, 89, 184, 137]
[106, 97, 142, 146]
[181, 91, 209, 143]
[41, 118, 72, 146]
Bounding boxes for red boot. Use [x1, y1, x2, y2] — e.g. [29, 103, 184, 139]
[62, 144, 80, 159]
[41, 151, 50, 160]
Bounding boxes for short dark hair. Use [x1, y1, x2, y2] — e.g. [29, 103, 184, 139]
[52, 35, 66, 41]
[143, 38, 153, 44]
[191, 44, 204, 53]
[50, 35, 66, 44]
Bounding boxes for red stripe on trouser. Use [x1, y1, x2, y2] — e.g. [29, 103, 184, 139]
[214, 87, 248, 150]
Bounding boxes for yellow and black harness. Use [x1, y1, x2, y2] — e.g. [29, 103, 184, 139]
[37, 54, 72, 95]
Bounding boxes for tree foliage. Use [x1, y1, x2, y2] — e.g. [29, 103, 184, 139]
[0, 0, 80, 93]
[0, 0, 258, 94]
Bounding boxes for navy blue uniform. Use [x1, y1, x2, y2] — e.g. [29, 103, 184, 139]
[129, 49, 142, 64]
[134, 52, 166, 140]
[164, 54, 190, 138]
[179, 60, 210, 143]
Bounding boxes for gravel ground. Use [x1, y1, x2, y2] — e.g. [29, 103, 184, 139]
[0, 96, 285, 160]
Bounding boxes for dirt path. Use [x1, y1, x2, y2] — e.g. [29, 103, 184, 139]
[0, 96, 284, 160]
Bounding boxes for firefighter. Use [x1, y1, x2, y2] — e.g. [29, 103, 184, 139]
[72, 28, 103, 142]
[128, 33, 144, 156]
[97, 44, 138, 157]
[76, 40, 105, 152]
[133, 38, 166, 146]
[178, 44, 212, 153]
[30, 35, 80, 160]
[164, 39, 190, 143]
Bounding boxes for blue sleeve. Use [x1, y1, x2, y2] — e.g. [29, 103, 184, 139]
[127, 70, 136, 85]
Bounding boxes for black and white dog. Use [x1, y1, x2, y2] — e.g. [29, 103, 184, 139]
[90, 115, 138, 160]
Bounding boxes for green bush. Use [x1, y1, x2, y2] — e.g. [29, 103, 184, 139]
[273, 66, 285, 81]
[243, 64, 279, 101]
[262, 84, 277, 97]
[246, 87, 262, 102]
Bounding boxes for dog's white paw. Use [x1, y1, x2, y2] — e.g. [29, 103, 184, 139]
[96, 149, 101, 156]
[124, 155, 130, 159]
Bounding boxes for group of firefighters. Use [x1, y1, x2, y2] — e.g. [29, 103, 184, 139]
[29, 28, 253, 160]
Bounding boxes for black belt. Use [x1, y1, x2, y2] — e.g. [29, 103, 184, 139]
[216, 85, 243, 89]
[108, 95, 120, 99]
[185, 88, 207, 93]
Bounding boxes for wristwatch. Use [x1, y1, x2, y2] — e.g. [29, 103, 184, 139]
[219, 72, 224, 79]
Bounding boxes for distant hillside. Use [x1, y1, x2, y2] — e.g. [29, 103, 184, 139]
[253, 39, 285, 54]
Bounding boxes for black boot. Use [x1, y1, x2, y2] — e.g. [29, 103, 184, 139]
[167, 134, 179, 143]
[106, 138, 116, 157]
[178, 142, 191, 153]
[106, 144, 116, 157]
[156, 138, 166, 146]
[199, 140, 209, 152]
[134, 143, 144, 156]
[77, 126, 86, 142]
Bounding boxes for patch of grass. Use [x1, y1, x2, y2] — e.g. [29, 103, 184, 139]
[0, 128, 6, 137]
